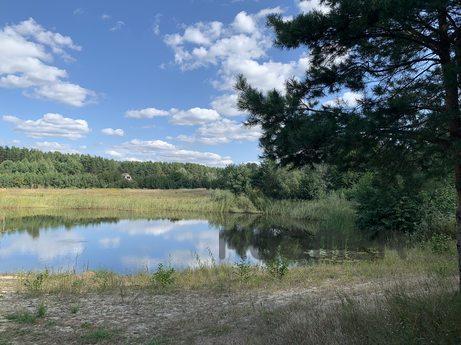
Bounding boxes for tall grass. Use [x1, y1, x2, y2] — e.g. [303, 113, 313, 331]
[251, 282, 460, 345]
[15, 245, 457, 295]
[0, 188, 257, 214]
[0, 189, 354, 224]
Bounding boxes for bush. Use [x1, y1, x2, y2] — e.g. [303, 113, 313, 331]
[348, 173, 455, 238]
[151, 264, 175, 288]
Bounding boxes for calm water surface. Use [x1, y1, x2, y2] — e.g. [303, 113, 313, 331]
[0, 210, 397, 273]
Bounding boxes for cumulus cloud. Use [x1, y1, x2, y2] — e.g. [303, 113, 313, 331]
[126, 106, 221, 125]
[297, 0, 331, 14]
[170, 107, 221, 125]
[125, 107, 169, 119]
[101, 128, 125, 137]
[0, 18, 95, 106]
[3, 113, 90, 140]
[106, 139, 233, 167]
[211, 94, 244, 117]
[177, 119, 261, 145]
[164, 9, 310, 93]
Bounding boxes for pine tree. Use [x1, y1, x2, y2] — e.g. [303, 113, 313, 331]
[237, 0, 461, 287]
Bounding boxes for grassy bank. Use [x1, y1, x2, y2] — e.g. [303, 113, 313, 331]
[12, 244, 456, 295]
[0, 188, 256, 214]
[252, 282, 460, 345]
[0, 188, 355, 222]
[0, 245, 458, 344]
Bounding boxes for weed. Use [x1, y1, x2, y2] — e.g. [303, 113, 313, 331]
[23, 270, 48, 293]
[151, 264, 175, 288]
[70, 304, 79, 314]
[235, 260, 252, 282]
[37, 303, 46, 318]
[5, 311, 36, 324]
[81, 327, 114, 344]
[266, 255, 289, 280]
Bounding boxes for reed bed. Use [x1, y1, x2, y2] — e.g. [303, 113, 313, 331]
[0, 188, 252, 214]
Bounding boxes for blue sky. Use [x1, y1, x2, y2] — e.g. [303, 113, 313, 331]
[0, 0, 336, 167]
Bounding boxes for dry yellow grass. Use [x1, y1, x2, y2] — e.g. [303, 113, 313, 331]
[0, 188, 234, 213]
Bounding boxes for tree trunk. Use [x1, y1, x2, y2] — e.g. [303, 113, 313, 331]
[456, 170, 461, 290]
[438, 8, 461, 290]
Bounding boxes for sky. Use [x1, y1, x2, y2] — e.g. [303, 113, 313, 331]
[0, 0, 335, 167]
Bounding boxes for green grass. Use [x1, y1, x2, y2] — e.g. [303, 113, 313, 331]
[0, 189, 355, 223]
[0, 188, 258, 214]
[14, 244, 457, 295]
[80, 327, 115, 344]
[5, 303, 47, 324]
[251, 283, 461, 345]
[5, 311, 37, 324]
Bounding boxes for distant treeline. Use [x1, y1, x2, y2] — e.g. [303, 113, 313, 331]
[0, 146, 345, 200]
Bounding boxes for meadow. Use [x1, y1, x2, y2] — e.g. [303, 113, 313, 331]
[0, 187, 355, 222]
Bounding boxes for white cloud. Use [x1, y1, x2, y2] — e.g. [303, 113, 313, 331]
[152, 14, 162, 36]
[164, 9, 310, 93]
[232, 11, 257, 33]
[297, 0, 331, 14]
[3, 113, 90, 140]
[107, 139, 233, 167]
[211, 94, 244, 117]
[101, 128, 125, 137]
[170, 107, 221, 125]
[126, 106, 221, 125]
[177, 119, 261, 145]
[323, 91, 363, 107]
[101, 14, 111, 20]
[73, 8, 84, 16]
[110, 21, 125, 32]
[125, 107, 169, 119]
[218, 56, 310, 92]
[0, 18, 94, 106]
[34, 141, 81, 154]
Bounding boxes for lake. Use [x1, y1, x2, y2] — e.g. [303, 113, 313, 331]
[0, 210, 401, 274]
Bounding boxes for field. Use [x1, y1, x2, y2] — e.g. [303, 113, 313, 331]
[0, 188, 355, 222]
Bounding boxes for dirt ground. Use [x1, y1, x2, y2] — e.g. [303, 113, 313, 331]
[0, 276, 446, 345]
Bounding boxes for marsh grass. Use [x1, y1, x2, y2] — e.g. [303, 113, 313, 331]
[261, 193, 356, 228]
[15, 245, 457, 295]
[251, 281, 461, 345]
[0, 188, 257, 214]
[0, 189, 355, 224]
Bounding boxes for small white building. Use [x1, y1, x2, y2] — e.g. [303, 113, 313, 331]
[122, 173, 133, 182]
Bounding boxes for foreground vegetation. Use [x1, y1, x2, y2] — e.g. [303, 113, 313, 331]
[13, 241, 457, 295]
[0, 242, 458, 344]
[252, 282, 460, 345]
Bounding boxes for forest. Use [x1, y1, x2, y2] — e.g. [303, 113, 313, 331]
[0, 145, 455, 239]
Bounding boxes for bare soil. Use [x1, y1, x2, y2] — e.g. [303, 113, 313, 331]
[0, 276, 447, 345]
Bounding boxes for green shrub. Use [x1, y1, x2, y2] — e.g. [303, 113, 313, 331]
[151, 264, 176, 288]
[426, 234, 453, 254]
[266, 254, 289, 280]
[24, 270, 49, 293]
[235, 260, 252, 282]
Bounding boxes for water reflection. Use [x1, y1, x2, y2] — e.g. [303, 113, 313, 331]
[0, 210, 400, 273]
